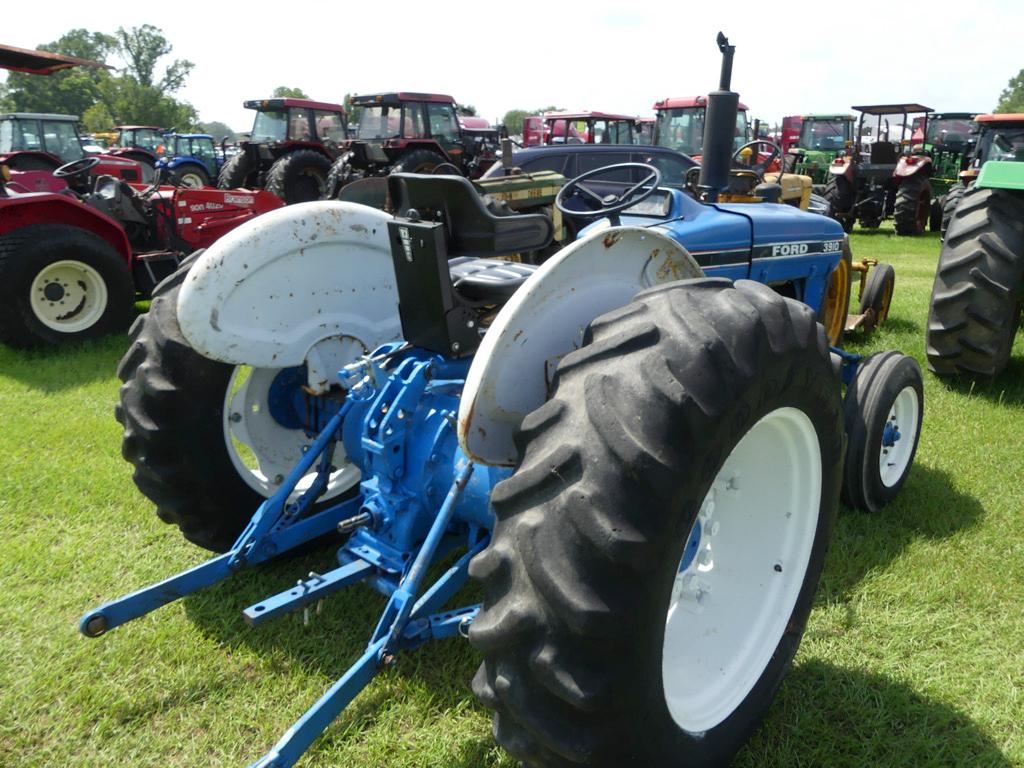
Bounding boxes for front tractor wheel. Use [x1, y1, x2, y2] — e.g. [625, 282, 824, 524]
[265, 149, 332, 204]
[168, 164, 210, 188]
[116, 259, 359, 551]
[893, 175, 932, 235]
[470, 279, 843, 767]
[0, 224, 135, 349]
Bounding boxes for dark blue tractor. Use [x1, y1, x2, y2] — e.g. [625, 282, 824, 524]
[154, 132, 225, 188]
[83, 34, 923, 768]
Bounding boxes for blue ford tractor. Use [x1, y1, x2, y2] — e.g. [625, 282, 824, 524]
[84, 34, 923, 768]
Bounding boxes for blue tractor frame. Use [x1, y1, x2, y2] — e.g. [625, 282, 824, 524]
[80, 33, 921, 768]
[154, 132, 225, 187]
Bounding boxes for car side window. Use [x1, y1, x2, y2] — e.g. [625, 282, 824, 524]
[519, 153, 569, 175]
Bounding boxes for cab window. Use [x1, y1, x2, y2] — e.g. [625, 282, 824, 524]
[288, 109, 313, 141]
[402, 103, 427, 139]
[426, 103, 459, 141]
[314, 111, 347, 142]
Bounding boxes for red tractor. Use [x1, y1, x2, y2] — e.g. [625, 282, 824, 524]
[0, 112, 146, 190]
[0, 155, 282, 348]
[521, 110, 640, 146]
[324, 92, 500, 197]
[217, 98, 348, 205]
[105, 125, 168, 180]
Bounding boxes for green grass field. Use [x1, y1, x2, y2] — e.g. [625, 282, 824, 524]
[1, 225, 1022, 768]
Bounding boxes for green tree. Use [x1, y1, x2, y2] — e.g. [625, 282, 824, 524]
[3, 29, 116, 116]
[200, 121, 236, 140]
[115, 25, 192, 91]
[995, 69, 1024, 114]
[272, 86, 309, 99]
[82, 102, 115, 132]
[457, 103, 477, 117]
[501, 106, 563, 136]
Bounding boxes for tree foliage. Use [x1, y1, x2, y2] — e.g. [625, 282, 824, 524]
[501, 106, 563, 135]
[200, 121, 236, 141]
[272, 86, 309, 99]
[115, 25, 192, 91]
[995, 69, 1024, 114]
[457, 103, 477, 117]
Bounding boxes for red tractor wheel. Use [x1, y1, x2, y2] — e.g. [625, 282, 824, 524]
[893, 175, 931, 235]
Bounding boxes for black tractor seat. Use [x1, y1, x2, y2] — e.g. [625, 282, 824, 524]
[448, 256, 537, 304]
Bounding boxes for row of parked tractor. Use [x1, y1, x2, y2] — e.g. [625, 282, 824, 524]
[2, 34, 1022, 768]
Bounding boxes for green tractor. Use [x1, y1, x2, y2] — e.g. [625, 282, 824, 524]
[912, 112, 977, 232]
[783, 113, 855, 185]
[926, 113, 1024, 378]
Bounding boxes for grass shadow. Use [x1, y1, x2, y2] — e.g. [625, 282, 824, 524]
[931, 357, 1024, 409]
[0, 330, 132, 392]
[737, 660, 1012, 768]
[822, 463, 983, 602]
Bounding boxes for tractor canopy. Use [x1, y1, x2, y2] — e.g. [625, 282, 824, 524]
[349, 93, 455, 107]
[540, 111, 638, 145]
[0, 42, 110, 75]
[795, 115, 854, 152]
[972, 114, 1024, 190]
[241, 98, 347, 146]
[0, 112, 88, 163]
[918, 112, 976, 151]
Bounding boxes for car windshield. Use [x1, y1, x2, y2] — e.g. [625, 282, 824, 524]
[977, 127, 1024, 163]
[656, 107, 746, 155]
[251, 109, 287, 143]
[799, 120, 851, 151]
[357, 105, 401, 140]
[42, 120, 83, 162]
[927, 118, 973, 149]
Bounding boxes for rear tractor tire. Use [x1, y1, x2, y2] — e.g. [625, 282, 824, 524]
[893, 175, 932, 235]
[116, 259, 359, 551]
[926, 186, 1024, 378]
[940, 182, 967, 240]
[324, 153, 359, 199]
[824, 176, 856, 233]
[470, 279, 843, 767]
[217, 151, 257, 190]
[391, 148, 448, 175]
[265, 149, 332, 204]
[0, 224, 135, 349]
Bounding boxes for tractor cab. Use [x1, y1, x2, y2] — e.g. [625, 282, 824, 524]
[785, 114, 855, 183]
[112, 125, 166, 156]
[154, 133, 223, 187]
[972, 114, 1024, 167]
[530, 111, 639, 146]
[652, 96, 750, 158]
[0, 112, 146, 191]
[244, 98, 348, 148]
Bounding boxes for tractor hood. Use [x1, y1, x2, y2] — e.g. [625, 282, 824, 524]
[716, 201, 844, 250]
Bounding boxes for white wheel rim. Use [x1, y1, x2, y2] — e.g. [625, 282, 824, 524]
[29, 259, 109, 333]
[222, 366, 360, 501]
[662, 407, 822, 733]
[180, 172, 205, 188]
[879, 385, 919, 488]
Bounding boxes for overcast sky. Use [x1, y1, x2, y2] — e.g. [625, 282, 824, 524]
[6, 0, 1022, 131]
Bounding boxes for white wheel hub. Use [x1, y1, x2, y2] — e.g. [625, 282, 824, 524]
[179, 171, 205, 188]
[223, 366, 360, 501]
[879, 385, 919, 488]
[662, 407, 822, 734]
[29, 259, 109, 333]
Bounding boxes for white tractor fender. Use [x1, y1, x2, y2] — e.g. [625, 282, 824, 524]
[458, 226, 703, 466]
[177, 201, 402, 386]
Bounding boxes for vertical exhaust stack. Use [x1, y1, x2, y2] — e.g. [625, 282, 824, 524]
[697, 32, 739, 203]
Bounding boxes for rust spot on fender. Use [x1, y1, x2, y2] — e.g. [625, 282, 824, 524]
[350, 223, 368, 233]
[513, 329, 524, 342]
[602, 231, 622, 249]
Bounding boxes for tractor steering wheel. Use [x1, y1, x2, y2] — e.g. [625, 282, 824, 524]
[555, 162, 662, 220]
[731, 140, 781, 177]
[53, 156, 101, 178]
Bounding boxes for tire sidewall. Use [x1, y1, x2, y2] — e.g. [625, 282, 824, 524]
[842, 353, 923, 511]
[0, 225, 134, 347]
[631, 355, 842, 763]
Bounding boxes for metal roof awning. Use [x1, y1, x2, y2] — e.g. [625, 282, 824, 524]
[0, 43, 110, 75]
[851, 104, 933, 116]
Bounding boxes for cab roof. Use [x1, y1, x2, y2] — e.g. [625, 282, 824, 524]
[975, 113, 1024, 124]
[800, 114, 854, 121]
[0, 112, 78, 122]
[542, 110, 638, 121]
[243, 98, 347, 113]
[117, 125, 165, 131]
[852, 103, 933, 115]
[0, 43, 110, 75]
[653, 95, 750, 111]
[350, 93, 455, 106]
[928, 112, 977, 120]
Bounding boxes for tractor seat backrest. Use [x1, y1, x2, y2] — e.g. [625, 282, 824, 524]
[387, 173, 553, 258]
[869, 141, 898, 165]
